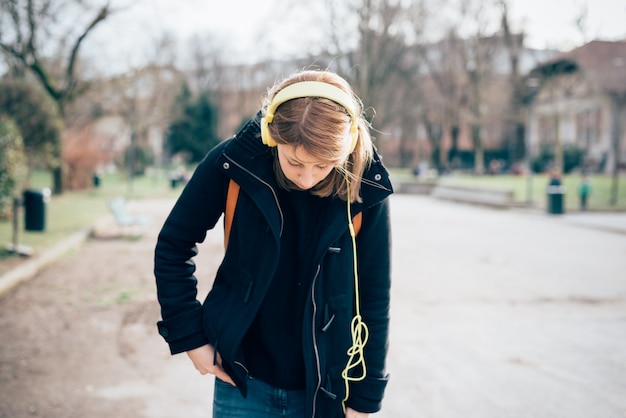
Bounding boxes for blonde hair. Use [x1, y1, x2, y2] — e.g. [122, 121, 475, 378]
[262, 70, 374, 202]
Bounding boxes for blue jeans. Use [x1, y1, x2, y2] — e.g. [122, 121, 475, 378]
[213, 376, 306, 418]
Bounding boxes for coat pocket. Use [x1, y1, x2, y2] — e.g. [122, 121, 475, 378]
[321, 294, 351, 334]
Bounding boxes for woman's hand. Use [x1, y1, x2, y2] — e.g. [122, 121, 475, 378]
[186, 344, 236, 386]
[345, 407, 369, 418]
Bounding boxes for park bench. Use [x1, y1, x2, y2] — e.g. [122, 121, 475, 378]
[91, 197, 151, 239]
[430, 184, 514, 209]
[108, 196, 151, 227]
[395, 182, 436, 195]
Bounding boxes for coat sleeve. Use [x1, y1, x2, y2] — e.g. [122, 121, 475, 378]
[154, 143, 229, 354]
[346, 197, 392, 413]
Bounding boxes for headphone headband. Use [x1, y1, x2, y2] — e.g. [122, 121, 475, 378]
[261, 81, 359, 152]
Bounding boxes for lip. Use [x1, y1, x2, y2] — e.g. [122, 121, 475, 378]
[288, 177, 314, 190]
[294, 183, 313, 190]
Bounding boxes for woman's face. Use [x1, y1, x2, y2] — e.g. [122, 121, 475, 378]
[276, 144, 335, 190]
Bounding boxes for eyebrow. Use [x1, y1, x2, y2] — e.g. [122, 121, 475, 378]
[286, 153, 322, 164]
[282, 146, 333, 165]
[289, 157, 330, 166]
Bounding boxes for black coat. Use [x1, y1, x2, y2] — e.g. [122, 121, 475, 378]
[155, 117, 393, 416]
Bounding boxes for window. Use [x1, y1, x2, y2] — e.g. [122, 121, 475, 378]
[576, 107, 602, 148]
[538, 115, 556, 144]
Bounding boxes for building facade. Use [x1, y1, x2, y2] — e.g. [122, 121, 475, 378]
[525, 40, 626, 174]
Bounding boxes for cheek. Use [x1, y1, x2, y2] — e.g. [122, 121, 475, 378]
[319, 166, 335, 180]
[284, 167, 299, 183]
[278, 160, 298, 181]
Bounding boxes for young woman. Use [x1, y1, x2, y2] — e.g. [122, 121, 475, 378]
[155, 69, 393, 418]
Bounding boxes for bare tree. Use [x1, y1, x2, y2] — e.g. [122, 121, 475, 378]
[499, 0, 527, 168]
[0, 0, 113, 115]
[321, 0, 428, 167]
[420, 28, 468, 170]
[0, 0, 114, 193]
[464, 2, 498, 174]
[573, 1, 589, 45]
[95, 34, 184, 190]
[418, 0, 506, 173]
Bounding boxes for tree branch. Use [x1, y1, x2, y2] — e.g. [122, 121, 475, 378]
[66, 2, 111, 89]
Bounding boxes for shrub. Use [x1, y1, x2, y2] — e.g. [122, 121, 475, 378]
[532, 144, 554, 173]
[0, 117, 28, 219]
[166, 86, 219, 163]
[124, 143, 155, 176]
[63, 127, 112, 190]
[531, 143, 585, 174]
[0, 80, 63, 171]
[563, 144, 585, 174]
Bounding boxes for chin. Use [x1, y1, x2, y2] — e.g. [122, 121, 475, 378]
[286, 178, 314, 191]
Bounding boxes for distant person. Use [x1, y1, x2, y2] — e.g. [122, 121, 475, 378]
[488, 159, 501, 175]
[579, 174, 591, 211]
[154, 69, 393, 418]
[548, 169, 562, 186]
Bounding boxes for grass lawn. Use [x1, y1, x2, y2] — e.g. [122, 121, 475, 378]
[390, 169, 626, 212]
[0, 169, 183, 276]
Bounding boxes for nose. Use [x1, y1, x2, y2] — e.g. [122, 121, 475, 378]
[298, 170, 316, 189]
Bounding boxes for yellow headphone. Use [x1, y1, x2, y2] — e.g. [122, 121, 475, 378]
[261, 81, 359, 154]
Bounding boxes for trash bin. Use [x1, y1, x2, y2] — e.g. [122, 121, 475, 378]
[547, 185, 566, 214]
[23, 188, 51, 231]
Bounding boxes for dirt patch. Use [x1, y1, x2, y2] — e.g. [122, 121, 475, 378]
[0, 199, 222, 418]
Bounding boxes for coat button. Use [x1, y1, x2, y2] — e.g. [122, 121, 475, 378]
[374, 173, 382, 181]
[159, 327, 170, 337]
[223, 162, 230, 170]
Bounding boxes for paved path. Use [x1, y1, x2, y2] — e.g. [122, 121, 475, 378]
[384, 195, 626, 418]
[1, 195, 625, 417]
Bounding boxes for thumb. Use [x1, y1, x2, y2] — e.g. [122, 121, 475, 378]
[214, 369, 237, 387]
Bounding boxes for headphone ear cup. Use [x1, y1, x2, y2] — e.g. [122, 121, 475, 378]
[348, 123, 358, 154]
[261, 117, 277, 147]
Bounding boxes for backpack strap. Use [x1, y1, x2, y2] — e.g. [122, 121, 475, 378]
[352, 211, 362, 237]
[224, 179, 240, 249]
[223, 178, 362, 249]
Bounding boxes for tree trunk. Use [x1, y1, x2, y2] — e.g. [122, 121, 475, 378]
[448, 125, 460, 167]
[52, 167, 64, 195]
[609, 94, 624, 206]
[472, 124, 484, 174]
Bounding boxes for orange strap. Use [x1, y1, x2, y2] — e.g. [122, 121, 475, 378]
[224, 179, 240, 249]
[352, 211, 362, 237]
[223, 179, 362, 249]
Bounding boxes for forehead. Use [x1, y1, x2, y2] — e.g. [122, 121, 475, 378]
[279, 144, 332, 164]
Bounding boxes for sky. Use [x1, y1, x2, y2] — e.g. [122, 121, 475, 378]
[85, 0, 626, 74]
[506, 0, 626, 49]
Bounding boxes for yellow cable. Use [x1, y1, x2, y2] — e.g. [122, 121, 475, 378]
[341, 175, 369, 413]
